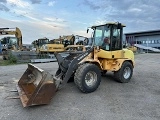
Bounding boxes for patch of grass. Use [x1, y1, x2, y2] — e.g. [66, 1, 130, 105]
[0, 59, 15, 66]
[0, 53, 17, 66]
[8, 53, 17, 64]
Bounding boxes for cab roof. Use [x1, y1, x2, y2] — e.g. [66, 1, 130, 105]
[91, 22, 126, 28]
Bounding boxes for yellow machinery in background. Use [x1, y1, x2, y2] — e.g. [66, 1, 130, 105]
[32, 37, 50, 53]
[123, 42, 137, 53]
[38, 35, 72, 54]
[0, 27, 22, 50]
[127, 46, 137, 53]
[39, 35, 88, 54]
[0, 27, 22, 59]
[16, 22, 135, 107]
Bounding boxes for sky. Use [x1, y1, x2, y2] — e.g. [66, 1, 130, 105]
[0, 0, 160, 44]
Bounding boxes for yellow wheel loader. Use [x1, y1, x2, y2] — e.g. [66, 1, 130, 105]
[16, 22, 135, 107]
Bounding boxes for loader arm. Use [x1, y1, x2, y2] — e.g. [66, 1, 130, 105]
[54, 47, 94, 87]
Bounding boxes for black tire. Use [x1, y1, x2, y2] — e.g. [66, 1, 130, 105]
[114, 61, 133, 83]
[74, 63, 101, 93]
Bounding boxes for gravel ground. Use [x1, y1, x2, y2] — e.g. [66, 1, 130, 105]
[0, 53, 160, 120]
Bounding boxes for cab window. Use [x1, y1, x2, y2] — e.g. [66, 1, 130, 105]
[111, 26, 121, 50]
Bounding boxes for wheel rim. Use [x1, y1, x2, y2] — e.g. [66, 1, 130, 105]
[123, 67, 131, 79]
[85, 71, 97, 87]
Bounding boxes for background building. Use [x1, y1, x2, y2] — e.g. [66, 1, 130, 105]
[125, 30, 160, 50]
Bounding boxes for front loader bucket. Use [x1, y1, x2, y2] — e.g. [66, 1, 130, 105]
[17, 63, 56, 107]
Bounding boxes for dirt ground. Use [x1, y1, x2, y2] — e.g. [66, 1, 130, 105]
[0, 53, 160, 120]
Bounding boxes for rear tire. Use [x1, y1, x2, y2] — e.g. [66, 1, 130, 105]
[74, 63, 101, 93]
[114, 61, 133, 83]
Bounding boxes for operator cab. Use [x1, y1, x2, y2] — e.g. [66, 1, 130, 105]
[1, 37, 18, 49]
[92, 22, 125, 51]
[35, 38, 49, 48]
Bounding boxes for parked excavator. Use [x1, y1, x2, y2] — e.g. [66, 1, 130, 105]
[16, 22, 135, 107]
[39, 35, 88, 54]
[0, 27, 22, 60]
[39, 35, 75, 54]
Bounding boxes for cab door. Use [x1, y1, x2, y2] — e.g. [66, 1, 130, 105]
[110, 25, 124, 59]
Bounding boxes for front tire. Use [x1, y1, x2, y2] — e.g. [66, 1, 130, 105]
[74, 63, 101, 93]
[114, 61, 133, 83]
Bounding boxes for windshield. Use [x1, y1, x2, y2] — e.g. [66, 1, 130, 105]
[54, 41, 61, 44]
[40, 39, 49, 44]
[9, 37, 17, 45]
[38, 39, 49, 46]
[1, 38, 7, 44]
[1, 37, 17, 45]
[94, 25, 110, 47]
[63, 39, 71, 47]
